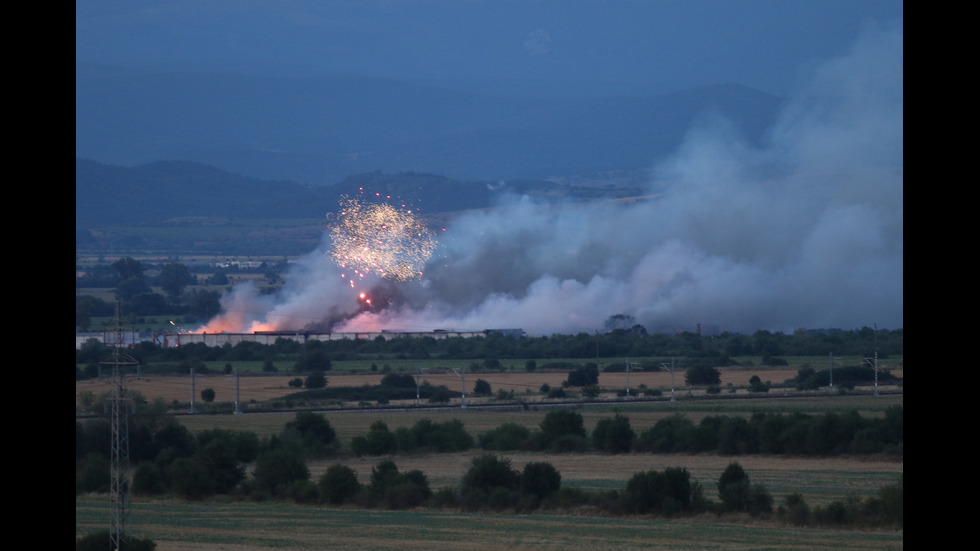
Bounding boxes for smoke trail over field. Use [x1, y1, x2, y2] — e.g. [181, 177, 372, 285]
[199, 24, 902, 336]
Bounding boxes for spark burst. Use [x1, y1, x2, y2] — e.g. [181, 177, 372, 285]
[327, 196, 437, 285]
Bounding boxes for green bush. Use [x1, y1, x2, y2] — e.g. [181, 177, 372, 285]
[251, 448, 310, 496]
[76, 531, 157, 551]
[685, 365, 721, 385]
[461, 454, 520, 495]
[592, 413, 635, 453]
[479, 422, 531, 451]
[521, 461, 561, 500]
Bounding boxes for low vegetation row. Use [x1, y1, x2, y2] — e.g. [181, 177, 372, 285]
[77, 406, 903, 533]
[76, 321, 903, 370]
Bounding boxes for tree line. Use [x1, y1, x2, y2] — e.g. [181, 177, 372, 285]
[76, 324, 902, 378]
[76, 407, 903, 531]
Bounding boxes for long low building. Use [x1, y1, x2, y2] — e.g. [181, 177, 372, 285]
[76, 328, 525, 349]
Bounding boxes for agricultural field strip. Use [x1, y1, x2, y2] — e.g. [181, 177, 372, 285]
[76, 497, 904, 551]
[309, 451, 901, 507]
[77, 368, 903, 407]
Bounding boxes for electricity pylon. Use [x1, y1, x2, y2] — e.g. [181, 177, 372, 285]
[102, 302, 139, 550]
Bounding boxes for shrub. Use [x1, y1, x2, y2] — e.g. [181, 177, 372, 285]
[521, 461, 561, 500]
[319, 464, 361, 504]
[461, 453, 520, 495]
[304, 372, 327, 389]
[76, 452, 110, 494]
[282, 411, 337, 457]
[540, 409, 586, 447]
[566, 364, 599, 386]
[473, 379, 492, 396]
[251, 448, 309, 496]
[748, 375, 769, 393]
[76, 531, 157, 551]
[685, 365, 721, 386]
[717, 462, 749, 512]
[625, 467, 692, 515]
[779, 493, 810, 525]
[592, 413, 635, 454]
[635, 414, 695, 453]
[480, 422, 531, 451]
[350, 421, 397, 456]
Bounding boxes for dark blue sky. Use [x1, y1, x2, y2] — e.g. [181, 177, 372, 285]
[76, 1, 902, 97]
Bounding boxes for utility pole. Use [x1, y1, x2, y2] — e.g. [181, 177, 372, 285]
[872, 323, 879, 396]
[864, 324, 880, 396]
[234, 368, 242, 414]
[829, 352, 834, 389]
[452, 368, 466, 408]
[189, 368, 197, 414]
[414, 369, 427, 406]
[625, 357, 631, 398]
[661, 358, 676, 402]
[102, 301, 138, 551]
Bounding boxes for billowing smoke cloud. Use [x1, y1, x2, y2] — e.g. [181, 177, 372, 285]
[199, 23, 902, 336]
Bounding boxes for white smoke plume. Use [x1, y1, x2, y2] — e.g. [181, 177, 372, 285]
[199, 23, 902, 337]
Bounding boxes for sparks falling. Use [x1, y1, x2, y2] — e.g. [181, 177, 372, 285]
[327, 196, 437, 286]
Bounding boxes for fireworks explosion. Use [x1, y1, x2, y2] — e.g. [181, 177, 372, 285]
[327, 196, 437, 287]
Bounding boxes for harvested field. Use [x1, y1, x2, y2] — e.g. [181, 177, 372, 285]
[78, 368, 867, 406]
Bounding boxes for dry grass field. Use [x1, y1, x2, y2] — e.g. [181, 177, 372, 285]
[79, 368, 899, 407]
[77, 369, 903, 550]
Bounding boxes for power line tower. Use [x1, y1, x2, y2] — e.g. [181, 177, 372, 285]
[102, 302, 139, 550]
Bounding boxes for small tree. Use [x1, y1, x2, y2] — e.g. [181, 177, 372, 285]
[592, 413, 635, 454]
[540, 409, 586, 448]
[201, 388, 216, 402]
[685, 365, 721, 386]
[717, 461, 770, 515]
[252, 448, 310, 496]
[473, 379, 492, 396]
[521, 461, 561, 500]
[305, 372, 327, 389]
[748, 375, 770, 393]
[461, 453, 520, 495]
[284, 411, 337, 454]
[319, 464, 361, 504]
[566, 364, 599, 386]
[350, 420, 397, 456]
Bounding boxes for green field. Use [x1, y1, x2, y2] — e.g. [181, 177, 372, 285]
[76, 497, 903, 551]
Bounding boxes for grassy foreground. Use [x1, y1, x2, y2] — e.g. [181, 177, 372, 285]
[76, 496, 903, 551]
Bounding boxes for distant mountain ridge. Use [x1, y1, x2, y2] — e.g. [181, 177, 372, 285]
[76, 62, 784, 186]
[75, 158, 653, 229]
[75, 159, 502, 229]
